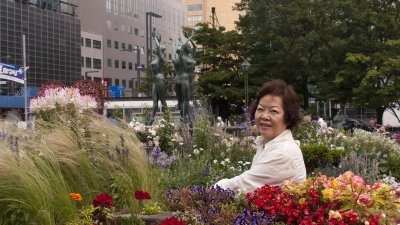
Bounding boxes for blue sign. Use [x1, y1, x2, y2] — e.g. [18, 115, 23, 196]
[0, 63, 24, 84]
[108, 85, 125, 98]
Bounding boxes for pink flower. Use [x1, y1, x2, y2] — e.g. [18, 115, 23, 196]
[357, 194, 373, 207]
[352, 175, 365, 186]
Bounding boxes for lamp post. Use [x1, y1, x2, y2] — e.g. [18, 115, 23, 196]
[241, 60, 251, 108]
[146, 11, 162, 65]
[22, 34, 28, 122]
[121, 47, 142, 96]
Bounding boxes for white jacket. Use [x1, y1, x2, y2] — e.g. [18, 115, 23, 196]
[215, 129, 307, 194]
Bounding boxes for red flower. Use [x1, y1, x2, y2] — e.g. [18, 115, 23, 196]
[93, 193, 113, 208]
[160, 216, 186, 225]
[135, 190, 151, 200]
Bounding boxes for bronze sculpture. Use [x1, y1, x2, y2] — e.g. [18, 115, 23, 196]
[147, 28, 167, 125]
[172, 31, 196, 124]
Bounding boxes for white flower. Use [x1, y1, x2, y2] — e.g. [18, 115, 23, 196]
[193, 149, 200, 155]
[224, 158, 230, 163]
[220, 161, 225, 165]
[213, 160, 218, 164]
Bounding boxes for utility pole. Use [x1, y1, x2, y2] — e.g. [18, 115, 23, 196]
[22, 34, 28, 122]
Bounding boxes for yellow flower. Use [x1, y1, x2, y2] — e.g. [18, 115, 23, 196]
[70, 192, 82, 201]
[322, 188, 334, 200]
[331, 179, 338, 189]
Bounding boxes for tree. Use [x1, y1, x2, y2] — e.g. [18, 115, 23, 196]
[193, 23, 254, 118]
[331, 0, 400, 122]
[235, 0, 341, 109]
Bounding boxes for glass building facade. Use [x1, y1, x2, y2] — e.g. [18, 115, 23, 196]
[0, 0, 80, 94]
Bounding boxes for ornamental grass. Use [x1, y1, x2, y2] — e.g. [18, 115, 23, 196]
[0, 109, 158, 224]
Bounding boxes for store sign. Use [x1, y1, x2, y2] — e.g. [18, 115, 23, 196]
[0, 63, 24, 84]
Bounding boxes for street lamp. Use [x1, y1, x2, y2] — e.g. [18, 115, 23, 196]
[241, 60, 251, 108]
[121, 47, 143, 96]
[146, 11, 162, 65]
[22, 34, 28, 122]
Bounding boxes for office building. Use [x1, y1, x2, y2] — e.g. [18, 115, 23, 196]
[0, 0, 80, 92]
[74, 0, 186, 97]
[180, 0, 241, 31]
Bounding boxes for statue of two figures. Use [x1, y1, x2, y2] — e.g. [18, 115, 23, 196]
[147, 28, 196, 125]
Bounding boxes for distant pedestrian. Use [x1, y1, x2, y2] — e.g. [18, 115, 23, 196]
[318, 117, 327, 133]
[216, 116, 225, 127]
[369, 116, 377, 128]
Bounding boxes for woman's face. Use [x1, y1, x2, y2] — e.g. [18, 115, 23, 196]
[255, 94, 287, 142]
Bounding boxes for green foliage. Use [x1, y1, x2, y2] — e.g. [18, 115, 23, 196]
[193, 23, 250, 114]
[192, 113, 212, 150]
[66, 206, 95, 225]
[234, 0, 400, 111]
[141, 202, 163, 215]
[387, 154, 400, 180]
[158, 109, 177, 155]
[0, 110, 158, 224]
[301, 144, 348, 173]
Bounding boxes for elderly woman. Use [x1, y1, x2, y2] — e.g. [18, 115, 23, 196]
[215, 79, 306, 193]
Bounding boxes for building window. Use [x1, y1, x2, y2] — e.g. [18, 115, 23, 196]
[114, 41, 119, 49]
[121, 43, 126, 49]
[187, 4, 202, 11]
[85, 57, 92, 68]
[122, 79, 126, 88]
[128, 62, 133, 70]
[93, 59, 102, 69]
[128, 44, 132, 50]
[106, 0, 111, 11]
[93, 40, 102, 49]
[107, 39, 112, 48]
[127, 0, 132, 15]
[107, 58, 112, 67]
[188, 15, 203, 22]
[129, 79, 133, 88]
[81, 57, 84, 67]
[134, 28, 139, 36]
[85, 38, 92, 47]
[114, 60, 119, 68]
[81, 37, 84, 46]
[128, 26, 133, 34]
[115, 78, 120, 86]
[114, 0, 118, 14]
[121, 0, 125, 14]
[122, 61, 126, 69]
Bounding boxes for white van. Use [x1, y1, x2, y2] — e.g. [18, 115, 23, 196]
[382, 107, 400, 127]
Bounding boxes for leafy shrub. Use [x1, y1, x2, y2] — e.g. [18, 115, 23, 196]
[387, 154, 400, 180]
[37, 80, 66, 97]
[301, 144, 348, 173]
[72, 80, 105, 112]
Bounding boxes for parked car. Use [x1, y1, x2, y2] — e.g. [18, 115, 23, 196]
[343, 117, 377, 132]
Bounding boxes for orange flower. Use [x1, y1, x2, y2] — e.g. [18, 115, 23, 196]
[70, 192, 82, 201]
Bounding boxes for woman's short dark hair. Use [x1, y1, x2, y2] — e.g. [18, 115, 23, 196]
[249, 79, 300, 129]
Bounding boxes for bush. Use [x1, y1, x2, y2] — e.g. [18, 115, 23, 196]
[301, 144, 348, 173]
[37, 80, 66, 97]
[387, 154, 400, 180]
[72, 80, 105, 112]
